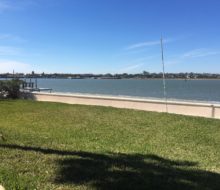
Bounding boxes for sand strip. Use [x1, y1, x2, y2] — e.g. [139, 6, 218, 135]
[23, 92, 220, 119]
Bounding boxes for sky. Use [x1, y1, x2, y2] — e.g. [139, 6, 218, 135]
[0, 0, 220, 74]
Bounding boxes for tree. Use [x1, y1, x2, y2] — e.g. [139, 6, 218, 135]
[0, 79, 22, 99]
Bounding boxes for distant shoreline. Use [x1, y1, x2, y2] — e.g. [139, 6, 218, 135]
[1, 71, 220, 80]
[2, 77, 220, 80]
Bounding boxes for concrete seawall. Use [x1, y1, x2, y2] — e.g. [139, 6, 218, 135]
[23, 92, 220, 119]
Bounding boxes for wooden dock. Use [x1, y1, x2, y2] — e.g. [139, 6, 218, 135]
[21, 80, 52, 92]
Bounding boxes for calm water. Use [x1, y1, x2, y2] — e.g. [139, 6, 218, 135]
[34, 79, 220, 103]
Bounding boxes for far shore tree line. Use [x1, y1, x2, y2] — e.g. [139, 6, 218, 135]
[1, 71, 220, 80]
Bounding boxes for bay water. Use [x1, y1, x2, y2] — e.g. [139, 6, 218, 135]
[35, 79, 220, 103]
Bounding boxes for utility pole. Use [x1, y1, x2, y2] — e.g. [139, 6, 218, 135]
[160, 37, 168, 113]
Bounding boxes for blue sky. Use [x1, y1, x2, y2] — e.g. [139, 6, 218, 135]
[0, 0, 220, 74]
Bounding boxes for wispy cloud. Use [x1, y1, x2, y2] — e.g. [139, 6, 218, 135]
[0, 34, 26, 42]
[118, 57, 151, 73]
[183, 48, 220, 58]
[0, 46, 23, 56]
[0, 34, 11, 40]
[0, 0, 11, 12]
[120, 63, 145, 73]
[164, 48, 220, 68]
[125, 38, 172, 50]
[165, 60, 180, 66]
[126, 40, 160, 50]
[0, 60, 32, 73]
[0, 0, 37, 13]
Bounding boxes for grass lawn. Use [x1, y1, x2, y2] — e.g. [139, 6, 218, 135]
[0, 100, 220, 190]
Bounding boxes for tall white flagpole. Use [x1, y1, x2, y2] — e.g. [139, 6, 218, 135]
[160, 37, 168, 113]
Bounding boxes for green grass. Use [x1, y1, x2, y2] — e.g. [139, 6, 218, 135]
[0, 100, 220, 190]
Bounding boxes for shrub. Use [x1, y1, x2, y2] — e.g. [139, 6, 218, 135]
[0, 79, 22, 99]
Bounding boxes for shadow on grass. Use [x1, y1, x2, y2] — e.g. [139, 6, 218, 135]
[1, 144, 220, 190]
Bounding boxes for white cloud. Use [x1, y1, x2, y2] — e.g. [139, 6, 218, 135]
[164, 48, 220, 67]
[165, 60, 180, 66]
[0, 60, 32, 73]
[183, 48, 220, 58]
[0, 34, 11, 40]
[0, 0, 11, 12]
[126, 40, 160, 50]
[119, 63, 145, 73]
[0, 34, 26, 42]
[0, 0, 37, 13]
[126, 38, 172, 50]
[0, 46, 23, 56]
